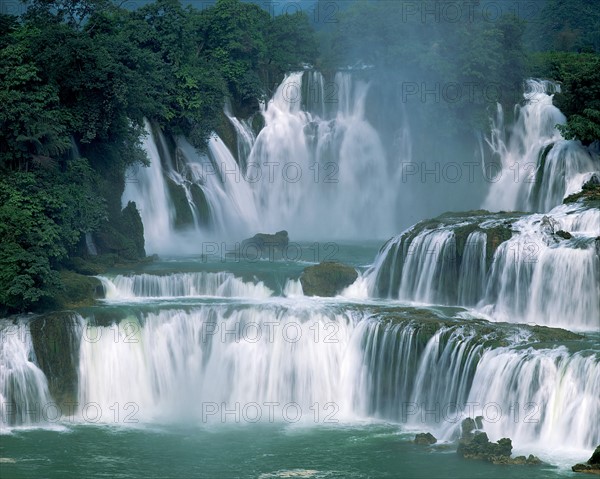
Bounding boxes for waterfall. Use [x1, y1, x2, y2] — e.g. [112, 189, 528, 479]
[122, 120, 174, 254]
[365, 204, 599, 330]
[247, 72, 401, 238]
[481, 207, 600, 330]
[465, 347, 600, 451]
[122, 121, 261, 254]
[457, 231, 487, 306]
[0, 320, 52, 428]
[3, 307, 598, 455]
[124, 71, 414, 253]
[77, 305, 357, 423]
[483, 80, 599, 213]
[70, 309, 600, 451]
[396, 229, 457, 304]
[224, 103, 256, 172]
[98, 272, 273, 300]
[345, 320, 484, 421]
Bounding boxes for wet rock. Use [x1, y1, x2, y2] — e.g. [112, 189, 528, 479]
[414, 433, 437, 445]
[241, 230, 289, 258]
[55, 271, 104, 308]
[556, 230, 573, 240]
[29, 312, 82, 408]
[572, 445, 600, 474]
[300, 261, 358, 297]
[457, 418, 542, 466]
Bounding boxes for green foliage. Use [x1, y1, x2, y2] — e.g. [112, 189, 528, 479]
[526, 0, 600, 53]
[0, 160, 105, 311]
[0, 0, 317, 312]
[529, 52, 600, 145]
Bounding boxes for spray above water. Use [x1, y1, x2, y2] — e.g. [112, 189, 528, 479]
[124, 72, 414, 254]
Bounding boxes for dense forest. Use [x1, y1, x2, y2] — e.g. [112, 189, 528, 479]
[0, 0, 599, 313]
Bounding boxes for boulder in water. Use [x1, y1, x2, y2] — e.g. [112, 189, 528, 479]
[572, 445, 600, 474]
[457, 418, 542, 466]
[414, 433, 437, 445]
[300, 261, 358, 297]
[556, 230, 573, 240]
[241, 230, 289, 258]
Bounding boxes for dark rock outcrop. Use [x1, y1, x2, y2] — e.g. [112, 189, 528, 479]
[29, 312, 82, 408]
[241, 230, 289, 258]
[457, 418, 542, 466]
[95, 201, 146, 260]
[55, 271, 104, 309]
[572, 445, 600, 474]
[556, 230, 573, 240]
[564, 175, 600, 206]
[414, 432, 437, 445]
[300, 261, 358, 297]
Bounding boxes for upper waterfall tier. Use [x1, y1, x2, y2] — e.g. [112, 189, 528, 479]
[483, 80, 599, 213]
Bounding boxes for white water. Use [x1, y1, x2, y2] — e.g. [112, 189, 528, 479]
[0, 321, 52, 429]
[78, 306, 357, 423]
[124, 71, 413, 254]
[122, 120, 174, 254]
[365, 204, 599, 330]
[98, 272, 273, 300]
[396, 229, 457, 304]
[464, 347, 600, 451]
[481, 207, 600, 330]
[457, 231, 487, 306]
[247, 72, 403, 238]
[483, 80, 599, 213]
[73, 310, 600, 454]
[122, 122, 261, 254]
[4, 73, 599, 469]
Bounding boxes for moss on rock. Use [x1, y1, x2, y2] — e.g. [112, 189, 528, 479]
[190, 184, 212, 227]
[95, 201, 145, 261]
[414, 433, 437, 445]
[564, 175, 600, 207]
[29, 311, 82, 408]
[54, 271, 103, 309]
[300, 261, 358, 297]
[164, 176, 194, 229]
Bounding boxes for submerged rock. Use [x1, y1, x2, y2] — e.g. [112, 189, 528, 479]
[300, 261, 358, 297]
[414, 433, 437, 445]
[572, 445, 600, 474]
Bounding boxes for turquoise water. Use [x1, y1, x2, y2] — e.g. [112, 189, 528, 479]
[1, 243, 596, 478]
[0, 424, 572, 479]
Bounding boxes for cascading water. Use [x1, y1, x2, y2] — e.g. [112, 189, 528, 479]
[77, 305, 357, 423]
[68, 304, 600, 452]
[3, 73, 599, 475]
[122, 120, 174, 254]
[122, 121, 260, 254]
[98, 272, 273, 300]
[465, 346, 600, 452]
[246, 71, 402, 238]
[0, 320, 52, 428]
[483, 79, 599, 213]
[364, 204, 599, 330]
[124, 71, 415, 254]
